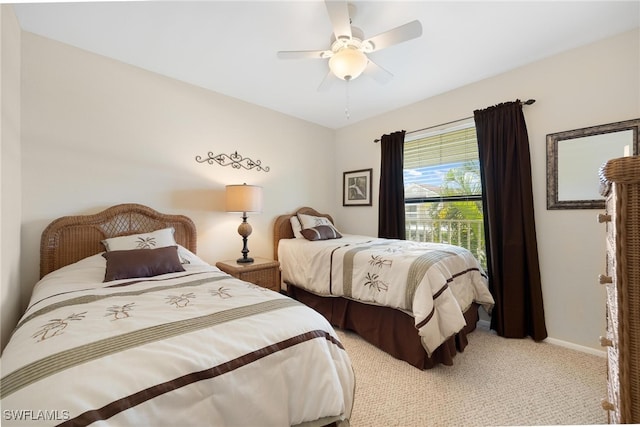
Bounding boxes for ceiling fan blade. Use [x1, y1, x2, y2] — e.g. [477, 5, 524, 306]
[325, 0, 352, 40]
[277, 50, 329, 60]
[365, 60, 393, 84]
[363, 20, 422, 52]
[318, 70, 339, 92]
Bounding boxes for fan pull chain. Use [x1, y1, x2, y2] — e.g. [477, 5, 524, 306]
[345, 79, 351, 120]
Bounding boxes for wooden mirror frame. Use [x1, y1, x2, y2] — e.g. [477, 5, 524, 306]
[546, 118, 640, 210]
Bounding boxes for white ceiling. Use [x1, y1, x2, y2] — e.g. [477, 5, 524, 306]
[11, 1, 640, 129]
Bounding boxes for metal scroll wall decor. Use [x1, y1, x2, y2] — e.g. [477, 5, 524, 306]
[195, 151, 270, 172]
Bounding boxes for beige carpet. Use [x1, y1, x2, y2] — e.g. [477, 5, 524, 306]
[337, 323, 608, 426]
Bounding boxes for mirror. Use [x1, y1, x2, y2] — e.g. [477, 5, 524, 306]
[547, 118, 639, 209]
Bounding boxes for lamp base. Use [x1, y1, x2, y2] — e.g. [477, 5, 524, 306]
[237, 214, 254, 264]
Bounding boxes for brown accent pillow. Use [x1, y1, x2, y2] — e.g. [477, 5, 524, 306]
[102, 246, 185, 282]
[300, 225, 342, 241]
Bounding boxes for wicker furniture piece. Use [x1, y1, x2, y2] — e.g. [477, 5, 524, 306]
[40, 203, 197, 278]
[216, 257, 281, 292]
[6, 205, 354, 426]
[598, 156, 640, 424]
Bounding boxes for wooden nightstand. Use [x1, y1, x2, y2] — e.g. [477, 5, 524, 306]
[215, 257, 281, 292]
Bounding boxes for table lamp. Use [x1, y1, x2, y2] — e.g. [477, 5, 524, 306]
[225, 183, 263, 263]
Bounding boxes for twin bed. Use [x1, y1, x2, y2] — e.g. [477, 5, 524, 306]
[1, 204, 354, 427]
[274, 207, 494, 370]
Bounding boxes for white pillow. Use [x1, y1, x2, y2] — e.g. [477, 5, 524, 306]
[102, 227, 177, 251]
[297, 213, 340, 233]
[290, 216, 304, 238]
[101, 227, 192, 264]
[177, 245, 208, 266]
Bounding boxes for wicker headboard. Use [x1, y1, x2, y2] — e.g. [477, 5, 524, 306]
[272, 207, 335, 261]
[40, 203, 197, 278]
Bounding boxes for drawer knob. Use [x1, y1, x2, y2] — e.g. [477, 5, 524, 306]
[597, 213, 612, 223]
[599, 336, 613, 347]
[601, 399, 615, 411]
[598, 274, 613, 285]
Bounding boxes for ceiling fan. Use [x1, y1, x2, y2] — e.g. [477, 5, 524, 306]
[277, 1, 423, 90]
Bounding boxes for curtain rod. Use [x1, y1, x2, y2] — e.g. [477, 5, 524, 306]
[373, 99, 536, 143]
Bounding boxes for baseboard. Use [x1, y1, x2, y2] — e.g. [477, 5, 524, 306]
[476, 319, 606, 357]
[544, 337, 606, 357]
[478, 319, 490, 329]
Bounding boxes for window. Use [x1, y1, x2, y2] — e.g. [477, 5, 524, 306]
[403, 120, 485, 266]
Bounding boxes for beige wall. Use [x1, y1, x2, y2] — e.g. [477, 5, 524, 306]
[3, 20, 638, 354]
[17, 32, 336, 326]
[333, 29, 640, 352]
[1, 5, 22, 351]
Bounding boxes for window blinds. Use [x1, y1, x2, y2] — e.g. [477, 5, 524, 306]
[404, 125, 478, 169]
[403, 121, 480, 197]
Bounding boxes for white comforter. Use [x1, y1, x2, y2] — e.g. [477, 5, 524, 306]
[279, 235, 494, 356]
[1, 250, 354, 427]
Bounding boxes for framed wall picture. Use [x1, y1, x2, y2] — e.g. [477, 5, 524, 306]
[343, 168, 372, 206]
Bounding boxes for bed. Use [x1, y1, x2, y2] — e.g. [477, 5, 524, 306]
[274, 207, 495, 370]
[1, 204, 354, 427]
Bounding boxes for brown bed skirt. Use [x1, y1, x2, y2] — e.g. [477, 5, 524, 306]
[286, 284, 480, 369]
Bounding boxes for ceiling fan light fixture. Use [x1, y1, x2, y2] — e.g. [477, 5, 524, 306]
[328, 48, 368, 81]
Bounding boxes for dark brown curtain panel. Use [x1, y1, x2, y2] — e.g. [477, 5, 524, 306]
[378, 130, 406, 239]
[473, 101, 547, 341]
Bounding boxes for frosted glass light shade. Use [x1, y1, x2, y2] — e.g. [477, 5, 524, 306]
[329, 48, 368, 81]
[225, 184, 263, 213]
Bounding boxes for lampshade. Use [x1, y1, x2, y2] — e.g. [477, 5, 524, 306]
[329, 48, 368, 81]
[225, 184, 263, 213]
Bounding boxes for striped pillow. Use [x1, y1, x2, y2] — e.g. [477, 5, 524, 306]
[300, 225, 342, 241]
